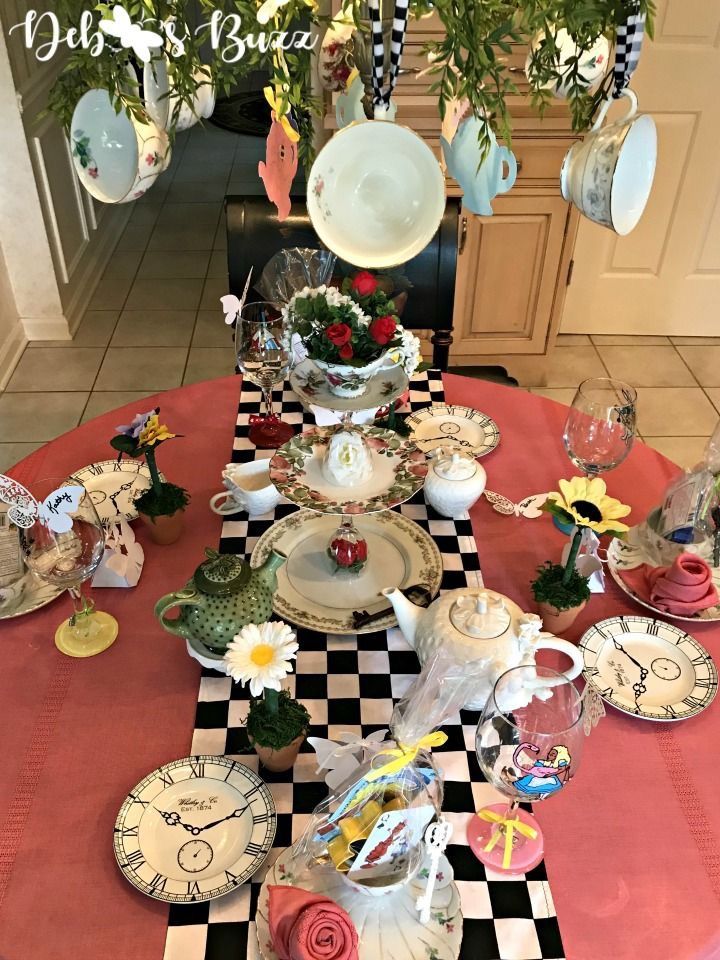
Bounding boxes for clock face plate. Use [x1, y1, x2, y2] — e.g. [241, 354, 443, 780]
[114, 755, 276, 903]
[72, 459, 156, 524]
[579, 616, 718, 722]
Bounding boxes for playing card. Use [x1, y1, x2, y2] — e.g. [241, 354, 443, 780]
[347, 805, 434, 881]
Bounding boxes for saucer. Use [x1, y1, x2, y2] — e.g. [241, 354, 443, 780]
[290, 358, 409, 414]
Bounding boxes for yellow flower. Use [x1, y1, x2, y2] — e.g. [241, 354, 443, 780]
[546, 476, 630, 534]
[138, 415, 175, 447]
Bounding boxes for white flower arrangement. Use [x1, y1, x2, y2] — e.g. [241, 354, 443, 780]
[281, 285, 369, 328]
[391, 327, 424, 377]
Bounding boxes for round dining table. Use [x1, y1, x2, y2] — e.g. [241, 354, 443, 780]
[1, 372, 717, 960]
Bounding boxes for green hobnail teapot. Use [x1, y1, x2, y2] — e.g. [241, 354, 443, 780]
[154, 547, 287, 653]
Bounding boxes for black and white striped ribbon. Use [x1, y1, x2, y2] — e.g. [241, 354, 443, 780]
[613, 3, 646, 97]
[367, 0, 410, 111]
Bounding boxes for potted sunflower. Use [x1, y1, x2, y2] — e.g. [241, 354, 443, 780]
[224, 621, 310, 773]
[111, 408, 189, 546]
[532, 477, 631, 631]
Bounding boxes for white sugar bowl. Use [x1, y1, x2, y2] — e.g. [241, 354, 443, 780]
[423, 448, 487, 518]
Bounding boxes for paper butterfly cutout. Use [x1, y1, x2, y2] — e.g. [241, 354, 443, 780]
[99, 6, 163, 63]
[0, 474, 82, 534]
[484, 490, 548, 518]
[583, 685, 606, 735]
[308, 730, 388, 791]
[256, 0, 316, 26]
[220, 268, 254, 325]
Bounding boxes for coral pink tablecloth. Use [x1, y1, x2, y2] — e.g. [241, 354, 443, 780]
[1, 373, 719, 960]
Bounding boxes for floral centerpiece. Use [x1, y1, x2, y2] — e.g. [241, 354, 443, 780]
[284, 271, 426, 399]
[532, 477, 631, 630]
[111, 407, 189, 545]
[224, 621, 310, 773]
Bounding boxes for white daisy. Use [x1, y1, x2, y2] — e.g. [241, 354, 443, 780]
[224, 621, 298, 697]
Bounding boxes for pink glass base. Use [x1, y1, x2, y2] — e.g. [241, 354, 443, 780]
[467, 802, 544, 875]
[248, 415, 294, 449]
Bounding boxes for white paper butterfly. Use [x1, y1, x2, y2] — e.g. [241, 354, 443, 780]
[307, 730, 389, 791]
[0, 474, 82, 534]
[220, 268, 254, 325]
[483, 490, 548, 518]
[99, 6, 163, 63]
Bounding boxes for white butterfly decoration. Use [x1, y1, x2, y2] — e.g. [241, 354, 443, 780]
[220, 268, 254, 325]
[483, 490, 548, 518]
[94, 520, 144, 588]
[307, 730, 389, 791]
[99, 6, 163, 63]
[0, 474, 82, 534]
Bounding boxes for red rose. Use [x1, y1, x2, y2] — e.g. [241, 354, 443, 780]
[369, 315, 396, 346]
[355, 539, 368, 562]
[325, 323, 352, 347]
[338, 342, 353, 360]
[351, 271, 378, 297]
[331, 538, 357, 567]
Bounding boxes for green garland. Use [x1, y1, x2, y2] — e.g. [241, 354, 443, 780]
[46, 1, 655, 166]
[247, 689, 310, 751]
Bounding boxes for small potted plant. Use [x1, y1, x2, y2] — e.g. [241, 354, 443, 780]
[224, 621, 310, 773]
[284, 273, 426, 400]
[111, 408, 189, 546]
[532, 477, 631, 631]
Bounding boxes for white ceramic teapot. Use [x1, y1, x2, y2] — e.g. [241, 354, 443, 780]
[424, 448, 486, 518]
[382, 586, 583, 710]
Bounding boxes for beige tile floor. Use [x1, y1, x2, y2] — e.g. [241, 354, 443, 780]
[0, 124, 718, 473]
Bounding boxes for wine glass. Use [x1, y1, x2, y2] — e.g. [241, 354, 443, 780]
[468, 665, 584, 874]
[235, 300, 295, 449]
[19, 477, 118, 658]
[563, 377, 637, 477]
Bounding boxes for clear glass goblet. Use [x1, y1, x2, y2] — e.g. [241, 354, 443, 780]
[468, 665, 584, 874]
[235, 300, 295, 449]
[19, 477, 118, 658]
[563, 377, 637, 477]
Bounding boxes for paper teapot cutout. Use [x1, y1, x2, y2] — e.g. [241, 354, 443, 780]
[92, 520, 144, 588]
[441, 116, 517, 216]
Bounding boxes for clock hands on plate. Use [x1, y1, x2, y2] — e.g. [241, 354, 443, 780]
[612, 637, 649, 713]
[156, 804, 248, 835]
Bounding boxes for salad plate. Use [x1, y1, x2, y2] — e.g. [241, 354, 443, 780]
[607, 536, 720, 623]
[72, 460, 156, 524]
[256, 847, 462, 960]
[0, 571, 63, 620]
[270, 426, 427, 515]
[114, 755, 276, 904]
[290, 358, 409, 415]
[406, 404, 500, 457]
[250, 509, 442, 635]
[579, 616, 717, 722]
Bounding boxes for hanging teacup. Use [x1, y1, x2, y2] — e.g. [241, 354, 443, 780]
[560, 88, 656, 235]
[336, 70, 367, 129]
[525, 28, 609, 99]
[441, 116, 517, 216]
[167, 65, 216, 131]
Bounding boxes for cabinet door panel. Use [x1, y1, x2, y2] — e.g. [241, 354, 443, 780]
[452, 196, 569, 356]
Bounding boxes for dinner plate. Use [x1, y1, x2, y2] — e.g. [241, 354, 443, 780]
[114, 755, 276, 903]
[290, 358, 409, 414]
[0, 571, 63, 620]
[250, 509, 442, 635]
[72, 460, 156, 524]
[607, 536, 720, 623]
[406, 404, 500, 457]
[579, 616, 718, 721]
[256, 847, 462, 960]
[270, 426, 427, 515]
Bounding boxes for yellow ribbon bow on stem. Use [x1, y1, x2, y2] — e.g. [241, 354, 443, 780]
[478, 808, 538, 870]
[263, 86, 300, 143]
[364, 731, 448, 783]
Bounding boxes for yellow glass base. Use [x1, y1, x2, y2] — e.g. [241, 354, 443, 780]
[54, 611, 119, 658]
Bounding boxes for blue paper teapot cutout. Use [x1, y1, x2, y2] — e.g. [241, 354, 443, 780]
[441, 116, 517, 216]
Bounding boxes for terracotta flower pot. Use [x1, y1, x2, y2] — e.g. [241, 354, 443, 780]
[537, 599, 586, 634]
[250, 732, 306, 773]
[139, 509, 184, 545]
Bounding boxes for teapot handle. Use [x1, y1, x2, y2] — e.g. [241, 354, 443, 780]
[154, 588, 203, 639]
[534, 635, 584, 685]
[497, 147, 517, 193]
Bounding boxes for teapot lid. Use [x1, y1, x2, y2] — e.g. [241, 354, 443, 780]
[432, 449, 478, 482]
[194, 548, 250, 596]
[450, 592, 511, 639]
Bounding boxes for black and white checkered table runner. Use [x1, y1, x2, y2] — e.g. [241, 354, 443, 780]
[163, 370, 564, 960]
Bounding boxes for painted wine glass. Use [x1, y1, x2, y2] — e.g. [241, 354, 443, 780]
[235, 300, 295, 448]
[563, 377, 637, 477]
[469, 665, 584, 874]
[19, 477, 118, 658]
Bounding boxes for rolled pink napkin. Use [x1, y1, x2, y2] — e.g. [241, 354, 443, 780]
[618, 552, 718, 616]
[268, 885, 359, 960]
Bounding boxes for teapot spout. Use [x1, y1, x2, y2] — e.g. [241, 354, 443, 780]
[257, 548, 287, 587]
[382, 587, 423, 649]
